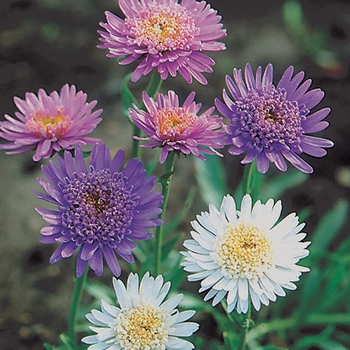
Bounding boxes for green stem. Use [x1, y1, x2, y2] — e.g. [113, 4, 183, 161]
[131, 123, 142, 159]
[242, 161, 257, 196]
[155, 151, 176, 275]
[237, 305, 252, 350]
[68, 265, 88, 344]
[145, 70, 163, 99]
[131, 71, 163, 159]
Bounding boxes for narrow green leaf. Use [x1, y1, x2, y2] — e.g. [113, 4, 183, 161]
[43, 344, 55, 350]
[260, 170, 308, 202]
[59, 333, 78, 350]
[311, 199, 348, 251]
[293, 268, 322, 327]
[163, 186, 196, 237]
[195, 155, 227, 208]
[162, 234, 181, 259]
[121, 73, 138, 122]
[84, 280, 115, 305]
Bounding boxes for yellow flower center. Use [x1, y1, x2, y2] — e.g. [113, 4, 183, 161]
[26, 108, 71, 139]
[215, 222, 273, 278]
[116, 304, 168, 350]
[128, 5, 199, 52]
[156, 107, 195, 141]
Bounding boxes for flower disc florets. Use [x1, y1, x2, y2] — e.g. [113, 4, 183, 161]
[0, 84, 103, 161]
[98, 0, 226, 84]
[82, 272, 199, 349]
[130, 90, 228, 163]
[182, 194, 310, 314]
[34, 143, 163, 277]
[215, 63, 334, 173]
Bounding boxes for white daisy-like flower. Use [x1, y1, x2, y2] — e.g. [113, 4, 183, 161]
[181, 194, 310, 314]
[82, 272, 199, 350]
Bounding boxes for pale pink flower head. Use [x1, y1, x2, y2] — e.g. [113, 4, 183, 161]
[98, 0, 226, 84]
[0, 84, 103, 161]
[130, 90, 229, 164]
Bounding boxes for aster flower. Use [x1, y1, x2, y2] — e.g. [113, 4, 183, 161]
[181, 194, 310, 314]
[82, 272, 199, 349]
[0, 84, 103, 162]
[34, 142, 163, 277]
[130, 90, 228, 164]
[215, 63, 334, 173]
[98, 0, 226, 84]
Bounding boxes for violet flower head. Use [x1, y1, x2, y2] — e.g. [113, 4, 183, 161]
[130, 90, 228, 164]
[0, 84, 103, 161]
[98, 0, 226, 84]
[34, 143, 163, 277]
[215, 63, 334, 173]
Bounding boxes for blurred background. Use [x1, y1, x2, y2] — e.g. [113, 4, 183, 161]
[1, 0, 350, 349]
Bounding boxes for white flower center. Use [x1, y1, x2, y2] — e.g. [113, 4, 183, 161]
[116, 304, 168, 350]
[214, 222, 273, 278]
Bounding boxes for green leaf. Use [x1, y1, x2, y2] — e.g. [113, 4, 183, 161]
[43, 344, 55, 350]
[121, 73, 138, 122]
[84, 280, 115, 305]
[292, 268, 322, 328]
[163, 186, 196, 237]
[162, 233, 182, 260]
[195, 155, 228, 208]
[311, 199, 348, 252]
[157, 171, 174, 185]
[260, 170, 308, 202]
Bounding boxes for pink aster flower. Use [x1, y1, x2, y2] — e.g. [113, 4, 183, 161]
[215, 64, 334, 173]
[98, 0, 226, 84]
[0, 84, 103, 161]
[130, 90, 228, 164]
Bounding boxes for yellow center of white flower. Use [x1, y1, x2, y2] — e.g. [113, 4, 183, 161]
[116, 304, 168, 350]
[215, 222, 273, 278]
[128, 5, 199, 52]
[26, 108, 71, 139]
[156, 107, 195, 141]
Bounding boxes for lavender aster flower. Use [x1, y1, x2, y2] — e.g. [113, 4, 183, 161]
[130, 90, 228, 164]
[34, 143, 163, 277]
[98, 0, 226, 84]
[0, 84, 103, 161]
[215, 63, 334, 173]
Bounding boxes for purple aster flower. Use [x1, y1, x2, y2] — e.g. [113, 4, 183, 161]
[98, 0, 226, 84]
[0, 84, 103, 162]
[215, 63, 334, 173]
[34, 142, 163, 277]
[130, 90, 228, 164]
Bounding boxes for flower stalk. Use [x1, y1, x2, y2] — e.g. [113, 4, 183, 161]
[131, 71, 163, 159]
[155, 151, 176, 275]
[68, 263, 88, 344]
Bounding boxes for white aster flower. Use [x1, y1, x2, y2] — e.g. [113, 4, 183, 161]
[82, 272, 199, 350]
[181, 194, 310, 314]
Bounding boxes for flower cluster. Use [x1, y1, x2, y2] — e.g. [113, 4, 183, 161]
[0, 0, 337, 348]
